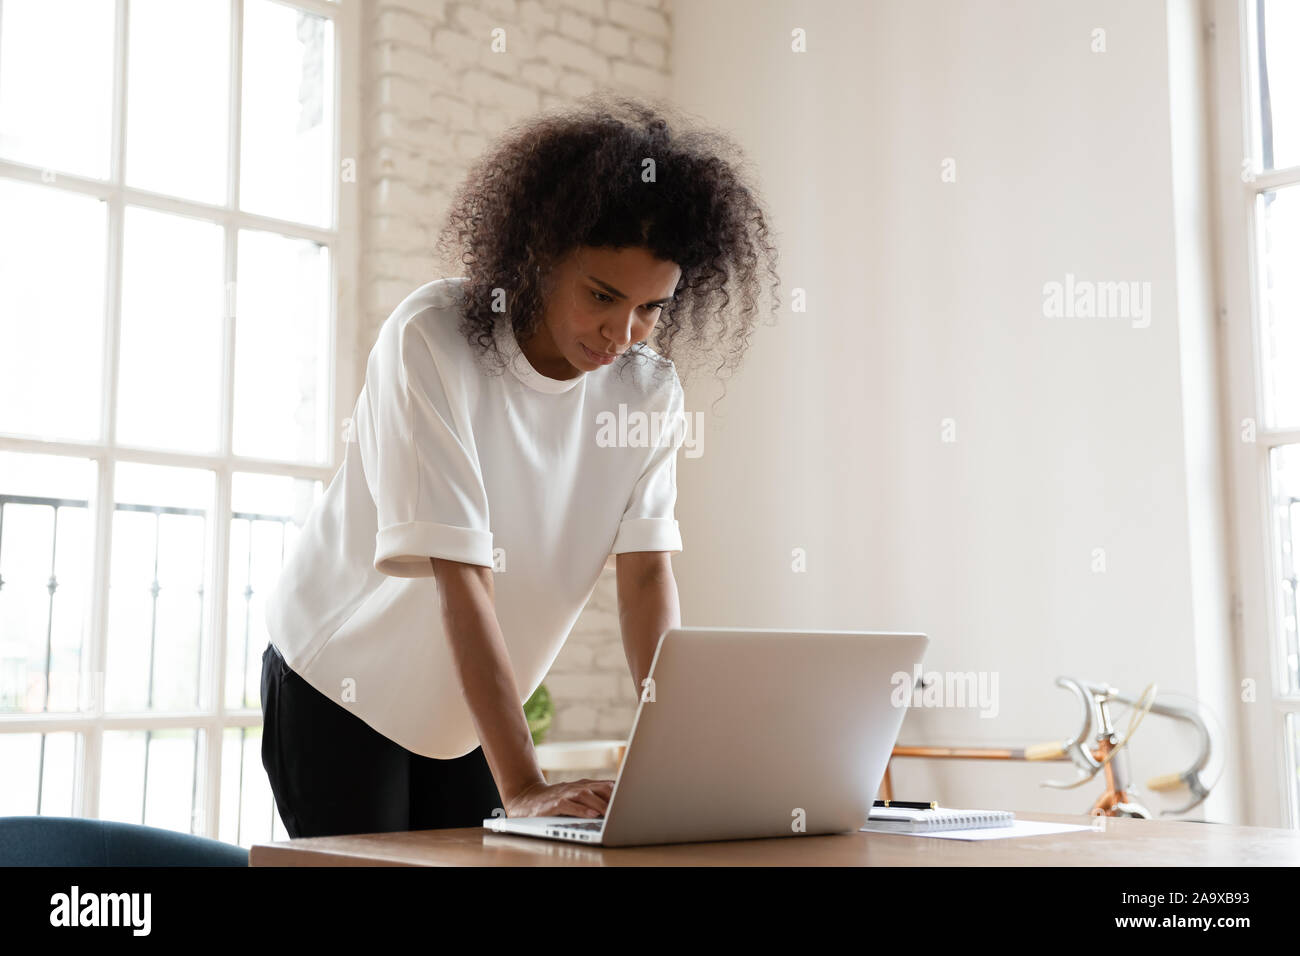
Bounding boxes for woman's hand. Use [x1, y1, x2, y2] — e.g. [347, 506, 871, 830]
[505, 778, 614, 818]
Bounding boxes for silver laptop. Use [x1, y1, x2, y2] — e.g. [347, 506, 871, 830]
[483, 626, 928, 847]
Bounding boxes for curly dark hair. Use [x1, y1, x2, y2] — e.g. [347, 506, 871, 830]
[433, 92, 781, 401]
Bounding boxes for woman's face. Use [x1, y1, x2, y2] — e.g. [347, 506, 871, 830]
[521, 245, 681, 380]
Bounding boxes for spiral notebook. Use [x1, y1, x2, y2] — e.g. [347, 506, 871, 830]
[860, 806, 1015, 833]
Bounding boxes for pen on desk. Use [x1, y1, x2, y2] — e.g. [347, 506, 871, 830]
[872, 800, 937, 810]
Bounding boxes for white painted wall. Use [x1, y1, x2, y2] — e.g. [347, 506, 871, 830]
[669, 0, 1244, 821]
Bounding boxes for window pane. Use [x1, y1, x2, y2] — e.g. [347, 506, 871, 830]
[105, 463, 212, 713]
[1256, 0, 1300, 171]
[225, 472, 321, 711]
[240, 0, 335, 226]
[1288, 713, 1300, 823]
[0, 180, 107, 442]
[126, 0, 231, 204]
[234, 231, 331, 463]
[1271, 445, 1300, 696]
[0, 731, 79, 816]
[0, 0, 114, 178]
[117, 206, 225, 452]
[220, 725, 289, 847]
[0, 452, 96, 715]
[100, 727, 201, 834]
[1257, 185, 1300, 429]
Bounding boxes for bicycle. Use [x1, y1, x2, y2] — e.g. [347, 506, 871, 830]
[880, 676, 1217, 818]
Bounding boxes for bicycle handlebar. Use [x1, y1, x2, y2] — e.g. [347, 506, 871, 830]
[1055, 676, 1213, 815]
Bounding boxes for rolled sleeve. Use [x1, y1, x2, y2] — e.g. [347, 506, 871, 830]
[610, 373, 685, 556]
[610, 516, 681, 553]
[375, 521, 494, 576]
[361, 312, 494, 577]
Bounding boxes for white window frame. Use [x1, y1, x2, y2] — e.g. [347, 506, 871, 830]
[0, 0, 360, 840]
[1207, 0, 1300, 828]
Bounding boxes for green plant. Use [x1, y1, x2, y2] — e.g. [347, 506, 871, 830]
[524, 683, 554, 745]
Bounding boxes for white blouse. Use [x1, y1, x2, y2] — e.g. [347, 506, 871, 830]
[264, 277, 684, 758]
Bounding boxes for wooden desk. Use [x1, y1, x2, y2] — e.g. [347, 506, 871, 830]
[249, 811, 1300, 866]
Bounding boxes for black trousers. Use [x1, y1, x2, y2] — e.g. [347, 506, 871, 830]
[260, 643, 503, 839]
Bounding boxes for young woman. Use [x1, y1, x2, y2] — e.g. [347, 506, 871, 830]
[260, 94, 780, 839]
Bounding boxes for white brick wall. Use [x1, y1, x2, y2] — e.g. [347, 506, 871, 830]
[359, 0, 673, 759]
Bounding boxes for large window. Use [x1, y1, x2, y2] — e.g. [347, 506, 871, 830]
[0, 0, 357, 847]
[1211, 0, 1300, 827]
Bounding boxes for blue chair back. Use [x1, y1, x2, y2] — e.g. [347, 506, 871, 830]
[0, 816, 249, 866]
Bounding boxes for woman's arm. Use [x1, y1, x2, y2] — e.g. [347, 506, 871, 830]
[430, 557, 546, 804]
[616, 551, 682, 699]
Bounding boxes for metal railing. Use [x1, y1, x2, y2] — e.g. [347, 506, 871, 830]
[0, 492, 292, 839]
